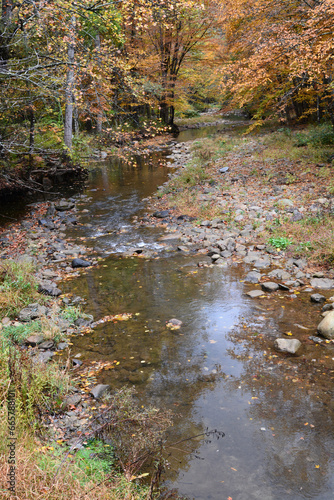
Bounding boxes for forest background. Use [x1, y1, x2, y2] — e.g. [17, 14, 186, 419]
[1, 0, 334, 175]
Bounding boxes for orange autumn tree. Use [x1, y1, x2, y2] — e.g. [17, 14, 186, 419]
[218, 0, 334, 126]
[121, 0, 217, 126]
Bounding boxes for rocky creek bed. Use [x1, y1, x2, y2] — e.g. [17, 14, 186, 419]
[0, 124, 334, 497]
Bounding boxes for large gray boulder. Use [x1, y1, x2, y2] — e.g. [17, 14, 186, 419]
[317, 311, 334, 339]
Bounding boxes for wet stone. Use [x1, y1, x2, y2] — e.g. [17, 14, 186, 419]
[63, 394, 82, 408]
[33, 350, 54, 364]
[37, 278, 62, 296]
[317, 310, 334, 339]
[274, 338, 302, 355]
[38, 340, 55, 350]
[261, 282, 279, 292]
[19, 303, 47, 322]
[246, 290, 264, 298]
[153, 210, 170, 218]
[245, 271, 262, 283]
[310, 278, 334, 290]
[55, 200, 75, 211]
[71, 258, 92, 268]
[268, 269, 291, 281]
[25, 334, 44, 346]
[90, 384, 109, 399]
[253, 258, 271, 269]
[310, 293, 326, 304]
[57, 342, 69, 350]
[322, 303, 334, 312]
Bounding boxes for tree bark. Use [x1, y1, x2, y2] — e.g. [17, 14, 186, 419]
[64, 16, 75, 150]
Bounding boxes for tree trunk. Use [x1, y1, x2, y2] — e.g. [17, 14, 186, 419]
[0, 0, 13, 72]
[64, 16, 75, 150]
[95, 34, 103, 134]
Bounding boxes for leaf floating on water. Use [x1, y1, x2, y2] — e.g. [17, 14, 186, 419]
[92, 313, 133, 326]
[209, 340, 217, 344]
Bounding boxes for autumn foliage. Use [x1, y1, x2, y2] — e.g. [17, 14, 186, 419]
[218, 0, 334, 125]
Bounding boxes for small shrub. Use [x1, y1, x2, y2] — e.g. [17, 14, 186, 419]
[268, 236, 292, 250]
[94, 387, 173, 481]
[2, 321, 42, 345]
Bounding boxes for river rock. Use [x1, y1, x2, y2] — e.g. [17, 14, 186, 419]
[18, 303, 47, 322]
[57, 342, 69, 350]
[38, 340, 55, 350]
[63, 394, 82, 409]
[153, 210, 170, 218]
[55, 200, 75, 211]
[322, 303, 334, 312]
[33, 350, 54, 364]
[317, 311, 334, 339]
[211, 253, 221, 262]
[245, 271, 261, 283]
[71, 258, 92, 268]
[253, 258, 271, 269]
[310, 278, 334, 290]
[274, 338, 302, 354]
[268, 269, 291, 281]
[261, 282, 279, 292]
[25, 334, 44, 346]
[310, 293, 326, 303]
[90, 384, 110, 399]
[38, 282, 62, 297]
[72, 359, 83, 368]
[246, 290, 264, 298]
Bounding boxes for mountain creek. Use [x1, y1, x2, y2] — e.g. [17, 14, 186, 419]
[1, 121, 333, 500]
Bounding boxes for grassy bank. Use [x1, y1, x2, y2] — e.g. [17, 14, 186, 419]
[0, 259, 172, 499]
[155, 122, 334, 267]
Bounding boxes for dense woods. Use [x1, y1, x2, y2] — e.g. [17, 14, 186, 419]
[0, 0, 333, 164]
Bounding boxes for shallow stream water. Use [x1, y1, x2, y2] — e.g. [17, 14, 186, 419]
[53, 125, 333, 499]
